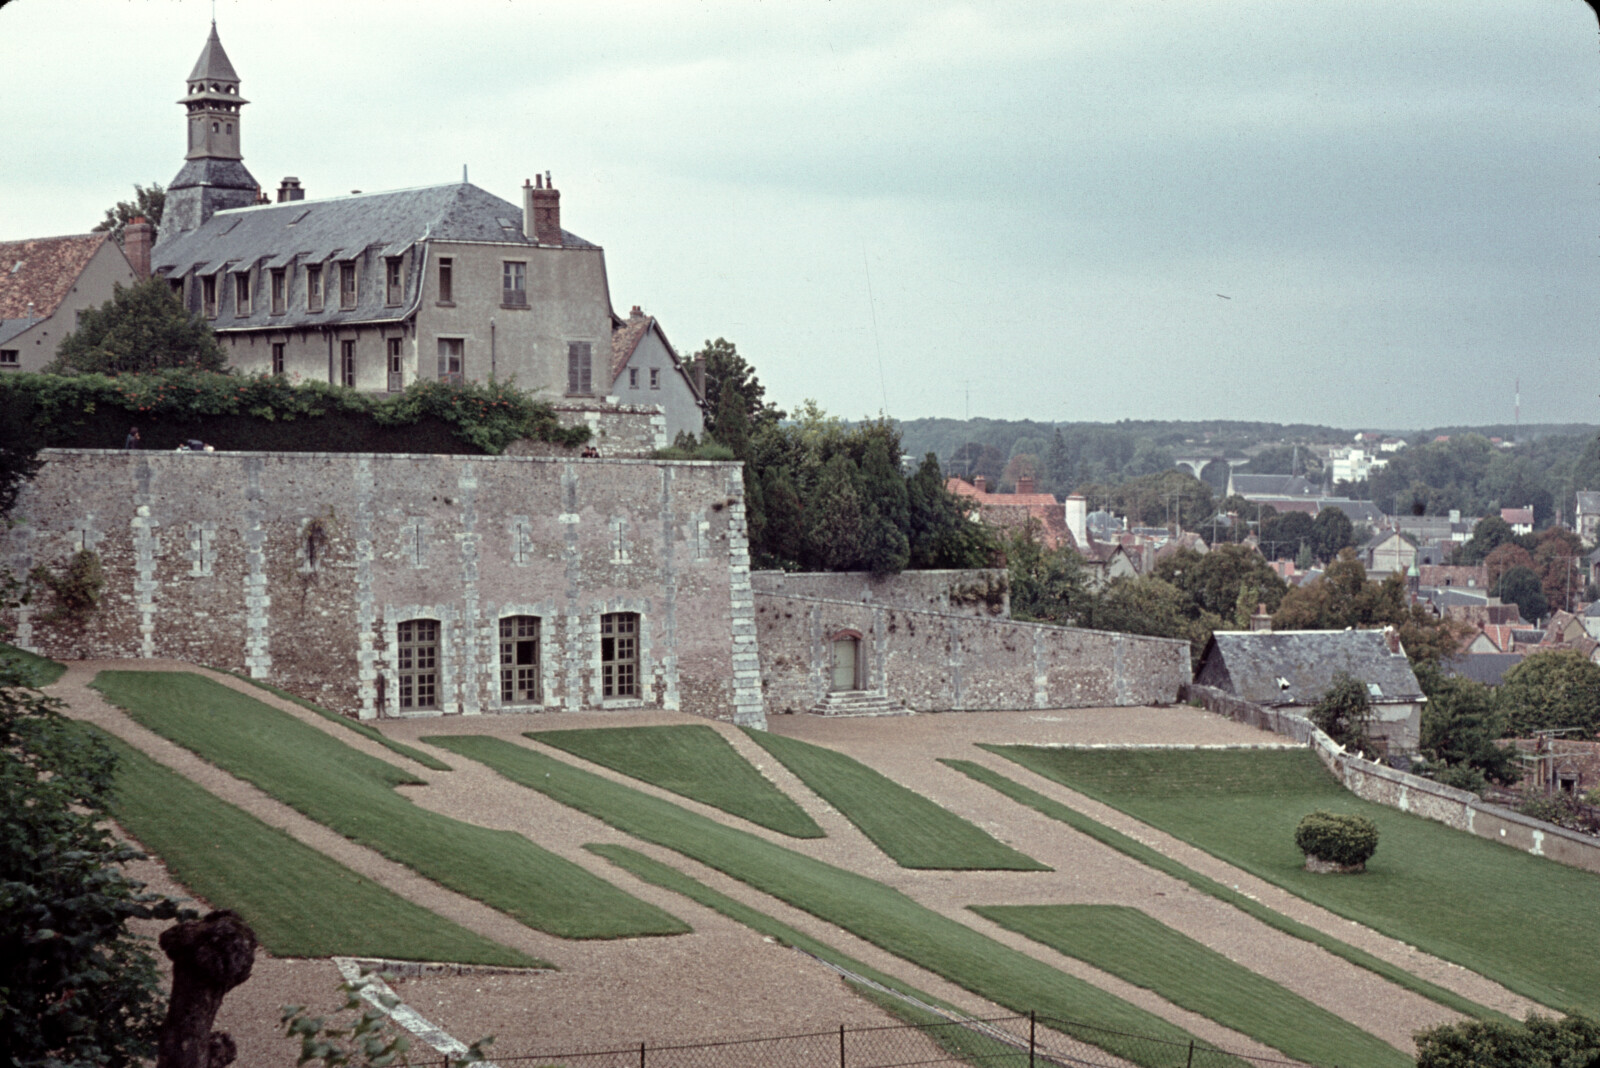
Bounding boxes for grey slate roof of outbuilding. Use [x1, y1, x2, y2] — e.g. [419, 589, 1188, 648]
[151, 182, 598, 332]
[1443, 653, 1523, 686]
[1194, 629, 1424, 707]
[1230, 473, 1317, 497]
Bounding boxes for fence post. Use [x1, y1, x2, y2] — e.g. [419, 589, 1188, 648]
[839, 1023, 846, 1068]
[640, 1039, 646, 1068]
[1185, 1038, 1194, 1068]
[1028, 1011, 1036, 1068]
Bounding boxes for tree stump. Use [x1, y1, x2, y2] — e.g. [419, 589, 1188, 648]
[155, 910, 258, 1068]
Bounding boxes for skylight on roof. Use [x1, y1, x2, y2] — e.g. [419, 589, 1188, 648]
[1367, 683, 1383, 697]
[217, 219, 240, 235]
[496, 217, 517, 229]
[287, 210, 310, 225]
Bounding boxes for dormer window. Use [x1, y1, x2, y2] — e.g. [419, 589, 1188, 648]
[234, 271, 251, 316]
[339, 261, 357, 309]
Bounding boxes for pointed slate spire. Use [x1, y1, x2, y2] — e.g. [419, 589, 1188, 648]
[187, 21, 241, 85]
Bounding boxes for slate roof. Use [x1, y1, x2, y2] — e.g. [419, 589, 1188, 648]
[1577, 491, 1600, 515]
[1194, 630, 1424, 707]
[188, 22, 240, 83]
[1316, 498, 1387, 525]
[152, 183, 597, 332]
[1443, 653, 1523, 686]
[0, 232, 112, 320]
[1418, 564, 1487, 588]
[1231, 474, 1317, 498]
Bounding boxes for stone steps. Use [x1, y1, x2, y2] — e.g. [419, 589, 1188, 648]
[806, 690, 912, 717]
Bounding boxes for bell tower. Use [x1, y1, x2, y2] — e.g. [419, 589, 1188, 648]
[156, 22, 261, 248]
[182, 21, 247, 161]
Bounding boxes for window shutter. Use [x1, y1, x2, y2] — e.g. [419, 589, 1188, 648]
[568, 341, 591, 393]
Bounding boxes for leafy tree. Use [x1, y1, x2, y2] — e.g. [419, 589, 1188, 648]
[694, 338, 784, 430]
[759, 464, 804, 564]
[92, 182, 165, 246]
[1494, 565, 1548, 624]
[1093, 575, 1218, 659]
[1240, 444, 1298, 475]
[1152, 544, 1287, 623]
[1484, 542, 1536, 590]
[907, 453, 996, 570]
[0, 662, 186, 1067]
[1497, 651, 1600, 737]
[949, 441, 1005, 486]
[1045, 429, 1073, 495]
[1272, 550, 1465, 666]
[50, 278, 227, 374]
[1455, 515, 1517, 565]
[1415, 663, 1521, 788]
[802, 454, 865, 570]
[856, 433, 911, 576]
[1414, 1012, 1600, 1068]
[0, 396, 44, 521]
[1005, 526, 1094, 626]
[1310, 508, 1354, 563]
[1308, 673, 1376, 756]
[1533, 528, 1584, 614]
[1259, 510, 1314, 561]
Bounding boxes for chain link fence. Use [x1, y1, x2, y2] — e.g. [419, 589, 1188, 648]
[433, 1011, 1317, 1068]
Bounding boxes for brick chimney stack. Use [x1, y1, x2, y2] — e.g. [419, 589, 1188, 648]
[1016, 475, 1034, 495]
[524, 171, 563, 246]
[123, 216, 154, 279]
[277, 177, 304, 203]
[973, 475, 988, 494]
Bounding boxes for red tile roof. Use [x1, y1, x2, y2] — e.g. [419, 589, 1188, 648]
[610, 307, 653, 384]
[0, 232, 111, 320]
[946, 477, 1070, 549]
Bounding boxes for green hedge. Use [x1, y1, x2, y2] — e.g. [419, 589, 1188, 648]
[1294, 810, 1379, 868]
[0, 369, 589, 455]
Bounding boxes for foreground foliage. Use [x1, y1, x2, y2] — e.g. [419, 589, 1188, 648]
[0, 665, 185, 1068]
[1294, 811, 1379, 868]
[1414, 1012, 1600, 1068]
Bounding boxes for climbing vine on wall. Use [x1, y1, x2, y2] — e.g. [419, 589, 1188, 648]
[29, 549, 105, 623]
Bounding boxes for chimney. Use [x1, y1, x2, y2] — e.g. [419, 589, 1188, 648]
[1065, 494, 1088, 549]
[277, 177, 304, 203]
[123, 216, 153, 280]
[973, 475, 988, 494]
[1016, 475, 1034, 495]
[1250, 603, 1273, 632]
[630, 305, 645, 320]
[524, 171, 563, 246]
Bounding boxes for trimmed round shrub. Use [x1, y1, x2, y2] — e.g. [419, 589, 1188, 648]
[1295, 811, 1379, 870]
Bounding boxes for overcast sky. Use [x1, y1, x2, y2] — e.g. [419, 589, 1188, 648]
[3, 0, 1597, 430]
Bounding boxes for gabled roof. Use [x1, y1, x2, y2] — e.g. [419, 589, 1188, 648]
[608, 307, 701, 401]
[1501, 506, 1535, 526]
[152, 183, 598, 331]
[0, 232, 114, 321]
[1317, 498, 1387, 525]
[1576, 491, 1600, 514]
[1231, 473, 1317, 498]
[947, 477, 1070, 549]
[1194, 630, 1424, 707]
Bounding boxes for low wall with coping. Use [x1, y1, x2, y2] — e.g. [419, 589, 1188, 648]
[749, 568, 1010, 619]
[756, 592, 1189, 714]
[1184, 682, 1600, 876]
[506, 402, 668, 459]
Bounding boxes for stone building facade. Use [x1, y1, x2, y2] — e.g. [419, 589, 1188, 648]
[4, 450, 764, 728]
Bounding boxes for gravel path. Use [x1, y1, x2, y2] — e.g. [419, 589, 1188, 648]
[51, 663, 1542, 1065]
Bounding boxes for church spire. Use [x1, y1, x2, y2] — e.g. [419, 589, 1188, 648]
[157, 21, 261, 246]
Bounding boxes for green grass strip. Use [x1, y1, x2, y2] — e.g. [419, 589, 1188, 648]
[529, 725, 824, 837]
[428, 734, 1246, 1068]
[99, 729, 543, 966]
[587, 843, 1031, 1068]
[977, 904, 1411, 1068]
[943, 758, 1505, 1023]
[989, 745, 1600, 1016]
[0, 641, 66, 687]
[740, 729, 1046, 871]
[219, 668, 452, 771]
[91, 670, 687, 940]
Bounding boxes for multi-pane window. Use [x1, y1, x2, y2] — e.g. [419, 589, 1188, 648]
[234, 271, 251, 316]
[628, 368, 639, 389]
[0, 350, 18, 368]
[306, 264, 324, 311]
[202, 275, 217, 318]
[396, 619, 439, 711]
[649, 367, 660, 389]
[385, 258, 403, 305]
[601, 612, 638, 698]
[567, 341, 592, 395]
[437, 338, 463, 382]
[340, 340, 356, 387]
[499, 616, 540, 704]
[437, 257, 453, 303]
[339, 261, 357, 309]
[502, 261, 527, 306]
[270, 268, 286, 314]
[271, 342, 285, 375]
[387, 337, 403, 392]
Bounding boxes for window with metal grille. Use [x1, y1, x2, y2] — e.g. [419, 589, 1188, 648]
[567, 340, 592, 394]
[340, 340, 356, 387]
[396, 618, 439, 710]
[601, 612, 638, 698]
[499, 616, 540, 704]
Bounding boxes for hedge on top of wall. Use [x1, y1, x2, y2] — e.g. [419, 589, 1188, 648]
[0, 370, 591, 455]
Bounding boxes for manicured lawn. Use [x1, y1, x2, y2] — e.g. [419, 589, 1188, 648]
[976, 904, 1412, 1068]
[587, 843, 1030, 1067]
[529, 725, 823, 837]
[990, 745, 1600, 1015]
[100, 730, 543, 966]
[741, 729, 1046, 870]
[943, 758, 1502, 1021]
[0, 642, 66, 687]
[429, 734, 1246, 1068]
[224, 670, 452, 771]
[91, 671, 688, 940]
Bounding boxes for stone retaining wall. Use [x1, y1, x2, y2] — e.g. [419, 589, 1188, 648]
[1184, 682, 1600, 875]
[757, 592, 1189, 714]
[749, 568, 1010, 619]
